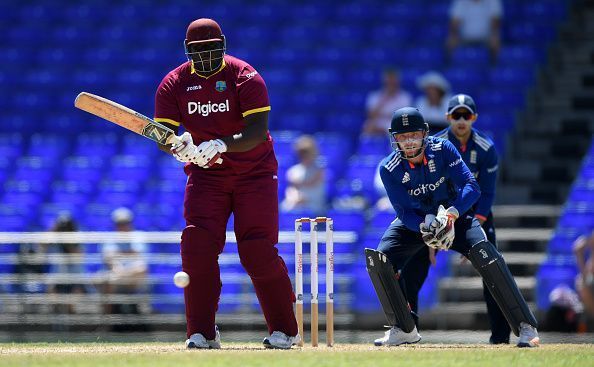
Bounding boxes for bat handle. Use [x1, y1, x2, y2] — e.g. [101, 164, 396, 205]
[168, 135, 182, 146]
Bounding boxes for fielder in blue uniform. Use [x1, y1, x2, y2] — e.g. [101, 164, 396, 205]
[402, 94, 511, 344]
[365, 107, 539, 348]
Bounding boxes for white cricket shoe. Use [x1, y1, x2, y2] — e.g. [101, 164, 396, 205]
[374, 326, 421, 346]
[185, 326, 221, 349]
[517, 322, 539, 348]
[262, 331, 300, 349]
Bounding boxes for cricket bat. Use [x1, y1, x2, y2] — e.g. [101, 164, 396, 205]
[74, 92, 222, 164]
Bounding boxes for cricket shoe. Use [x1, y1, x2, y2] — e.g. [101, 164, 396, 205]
[186, 326, 221, 349]
[262, 331, 300, 349]
[374, 326, 421, 346]
[517, 322, 539, 348]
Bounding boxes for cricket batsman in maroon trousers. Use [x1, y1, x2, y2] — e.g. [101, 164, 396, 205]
[154, 18, 299, 349]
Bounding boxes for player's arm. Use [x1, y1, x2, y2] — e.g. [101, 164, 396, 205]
[379, 166, 424, 232]
[573, 234, 591, 278]
[474, 146, 498, 223]
[444, 140, 481, 215]
[220, 111, 269, 152]
[154, 73, 182, 156]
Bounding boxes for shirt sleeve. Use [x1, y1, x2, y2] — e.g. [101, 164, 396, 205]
[442, 139, 481, 215]
[154, 72, 182, 127]
[380, 166, 424, 232]
[450, 0, 463, 19]
[475, 145, 498, 217]
[237, 65, 271, 118]
[490, 0, 503, 18]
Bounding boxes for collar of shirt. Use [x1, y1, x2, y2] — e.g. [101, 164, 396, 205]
[407, 154, 428, 169]
[190, 58, 227, 79]
[448, 128, 476, 153]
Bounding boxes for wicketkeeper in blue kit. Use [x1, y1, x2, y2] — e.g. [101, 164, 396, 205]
[365, 107, 539, 347]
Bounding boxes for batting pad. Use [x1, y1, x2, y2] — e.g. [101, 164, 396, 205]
[468, 241, 538, 336]
[365, 248, 416, 332]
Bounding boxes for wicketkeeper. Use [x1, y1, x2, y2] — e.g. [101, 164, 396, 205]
[366, 107, 539, 347]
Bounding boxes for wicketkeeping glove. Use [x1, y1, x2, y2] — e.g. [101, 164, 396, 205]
[420, 214, 439, 248]
[420, 222, 440, 249]
[429, 205, 459, 250]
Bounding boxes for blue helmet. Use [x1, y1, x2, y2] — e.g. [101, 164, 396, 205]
[389, 107, 429, 135]
[388, 107, 429, 160]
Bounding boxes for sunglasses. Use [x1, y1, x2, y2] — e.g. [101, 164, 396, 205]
[450, 111, 475, 121]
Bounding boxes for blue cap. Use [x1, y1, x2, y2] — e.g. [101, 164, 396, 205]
[447, 94, 477, 114]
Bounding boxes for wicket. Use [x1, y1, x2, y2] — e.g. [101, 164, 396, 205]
[294, 217, 334, 347]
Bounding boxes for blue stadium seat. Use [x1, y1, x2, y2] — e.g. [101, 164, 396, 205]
[357, 135, 391, 156]
[522, 2, 567, 22]
[489, 67, 535, 89]
[369, 211, 396, 235]
[547, 233, 580, 255]
[108, 154, 153, 182]
[351, 267, 381, 312]
[451, 47, 490, 66]
[536, 259, 577, 310]
[499, 45, 544, 66]
[75, 133, 119, 156]
[0, 134, 23, 162]
[445, 68, 487, 90]
[477, 90, 526, 110]
[556, 212, 594, 234]
[279, 209, 311, 231]
[507, 23, 557, 43]
[327, 210, 366, 236]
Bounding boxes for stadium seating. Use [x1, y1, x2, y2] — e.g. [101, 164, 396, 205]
[538, 140, 594, 309]
[0, 0, 570, 313]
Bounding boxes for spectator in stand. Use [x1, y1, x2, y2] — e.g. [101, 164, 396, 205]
[446, 0, 503, 64]
[574, 232, 594, 325]
[415, 71, 451, 134]
[363, 69, 412, 136]
[281, 135, 326, 215]
[99, 207, 149, 330]
[543, 284, 583, 332]
[47, 212, 88, 315]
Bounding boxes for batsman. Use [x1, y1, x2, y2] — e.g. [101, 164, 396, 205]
[154, 18, 298, 349]
[366, 107, 539, 348]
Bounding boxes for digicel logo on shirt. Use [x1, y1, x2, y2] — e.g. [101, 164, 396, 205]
[188, 100, 230, 116]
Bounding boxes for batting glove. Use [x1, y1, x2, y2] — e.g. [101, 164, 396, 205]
[192, 139, 227, 168]
[171, 132, 198, 163]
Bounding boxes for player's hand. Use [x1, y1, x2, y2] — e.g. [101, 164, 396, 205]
[430, 205, 459, 250]
[171, 132, 197, 163]
[420, 222, 439, 248]
[193, 139, 227, 168]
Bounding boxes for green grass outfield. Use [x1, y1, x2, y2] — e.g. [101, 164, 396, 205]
[1, 343, 593, 367]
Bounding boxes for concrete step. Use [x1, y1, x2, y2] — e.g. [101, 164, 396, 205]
[419, 302, 538, 330]
[496, 184, 570, 205]
[517, 114, 594, 134]
[439, 276, 535, 303]
[509, 135, 591, 159]
[447, 252, 546, 278]
[493, 205, 561, 228]
[503, 159, 581, 184]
